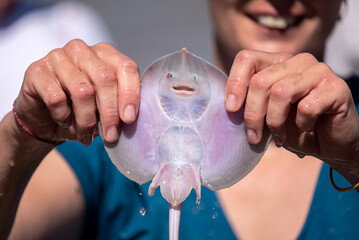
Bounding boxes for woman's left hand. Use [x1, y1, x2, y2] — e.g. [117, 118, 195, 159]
[225, 50, 359, 182]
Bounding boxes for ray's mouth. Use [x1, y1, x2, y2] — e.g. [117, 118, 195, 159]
[247, 13, 305, 30]
[172, 85, 195, 96]
[173, 86, 195, 91]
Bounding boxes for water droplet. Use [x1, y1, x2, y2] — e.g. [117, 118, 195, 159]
[126, 171, 131, 175]
[138, 192, 143, 196]
[212, 211, 218, 219]
[139, 207, 146, 216]
[207, 229, 215, 236]
[191, 206, 200, 215]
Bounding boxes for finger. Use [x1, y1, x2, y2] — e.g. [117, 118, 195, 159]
[295, 64, 351, 131]
[48, 47, 97, 145]
[64, 40, 119, 143]
[265, 54, 319, 143]
[24, 58, 71, 128]
[92, 43, 141, 125]
[244, 53, 317, 144]
[225, 50, 291, 112]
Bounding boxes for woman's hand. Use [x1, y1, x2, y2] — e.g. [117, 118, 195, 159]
[13, 39, 140, 146]
[225, 50, 359, 180]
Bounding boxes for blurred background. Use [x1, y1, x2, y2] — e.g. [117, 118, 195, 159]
[1, 0, 214, 116]
[1, 0, 358, 117]
[24, 0, 359, 76]
[25, 0, 213, 73]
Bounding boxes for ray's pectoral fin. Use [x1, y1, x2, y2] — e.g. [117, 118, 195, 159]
[148, 162, 201, 206]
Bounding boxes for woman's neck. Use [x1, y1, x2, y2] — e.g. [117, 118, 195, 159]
[213, 37, 236, 75]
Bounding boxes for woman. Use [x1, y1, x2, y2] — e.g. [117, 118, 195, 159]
[1, 0, 358, 239]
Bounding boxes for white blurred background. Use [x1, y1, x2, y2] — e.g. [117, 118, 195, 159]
[26, 0, 213, 73]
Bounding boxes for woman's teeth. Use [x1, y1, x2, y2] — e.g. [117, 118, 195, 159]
[258, 15, 288, 29]
[254, 15, 300, 30]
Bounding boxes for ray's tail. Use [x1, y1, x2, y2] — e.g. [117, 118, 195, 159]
[148, 162, 201, 240]
[169, 203, 182, 240]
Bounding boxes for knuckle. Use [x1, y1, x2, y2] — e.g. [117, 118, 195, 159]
[235, 50, 253, 62]
[271, 81, 290, 100]
[297, 100, 314, 118]
[72, 82, 95, 100]
[122, 58, 139, 74]
[227, 75, 241, 86]
[46, 90, 67, 108]
[99, 107, 119, 125]
[123, 87, 140, 97]
[65, 39, 88, 51]
[93, 42, 114, 52]
[315, 62, 331, 76]
[102, 107, 118, 117]
[329, 79, 352, 106]
[48, 48, 66, 62]
[95, 68, 116, 86]
[327, 75, 347, 90]
[270, 62, 286, 73]
[296, 52, 315, 65]
[250, 73, 269, 89]
[336, 80, 351, 94]
[266, 111, 284, 131]
[314, 63, 337, 86]
[278, 52, 292, 62]
[287, 73, 303, 88]
[244, 110, 262, 125]
[26, 60, 47, 76]
[92, 42, 117, 59]
[78, 117, 97, 131]
[266, 119, 281, 133]
[270, 82, 288, 99]
[53, 108, 71, 123]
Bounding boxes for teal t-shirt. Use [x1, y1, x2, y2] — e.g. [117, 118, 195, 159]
[57, 137, 236, 240]
[56, 75, 359, 239]
[57, 138, 359, 240]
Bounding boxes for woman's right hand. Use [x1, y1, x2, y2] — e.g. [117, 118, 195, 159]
[13, 39, 141, 146]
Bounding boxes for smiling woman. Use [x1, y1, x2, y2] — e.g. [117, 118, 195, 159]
[1, 0, 359, 239]
[210, 0, 342, 73]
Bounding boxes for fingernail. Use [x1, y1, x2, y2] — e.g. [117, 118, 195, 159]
[106, 126, 119, 142]
[247, 129, 258, 144]
[226, 94, 237, 111]
[80, 134, 93, 146]
[272, 134, 282, 147]
[296, 153, 306, 159]
[123, 104, 136, 123]
[59, 117, 71, 128]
